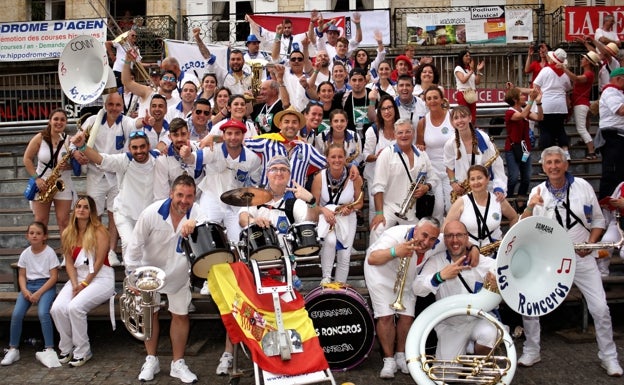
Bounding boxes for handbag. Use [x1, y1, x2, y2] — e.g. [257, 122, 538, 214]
[23, 177, 39, 201]
[462, 89, 478, 104]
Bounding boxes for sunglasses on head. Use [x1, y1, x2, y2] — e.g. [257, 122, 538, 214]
[129, 130, 148, 139]
[309, 100, 324, 107]
[195, 109, 211, 116]
[290, 56, 304, 62]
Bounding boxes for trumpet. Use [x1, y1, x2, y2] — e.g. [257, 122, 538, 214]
[329, 192, 364, 232]
[390, 254, 410, 311]
[395, 165, 426, 220]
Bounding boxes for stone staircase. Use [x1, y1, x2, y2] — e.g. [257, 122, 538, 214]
[0, 112, 608, 293]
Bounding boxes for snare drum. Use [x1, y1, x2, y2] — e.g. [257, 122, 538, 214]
[239, 224, 282, 261]
[181, 222, 235, 282]
[304, 284, 375, 371]
[288, 221, 320, 256]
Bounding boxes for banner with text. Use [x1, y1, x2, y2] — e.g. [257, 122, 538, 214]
[565, 6, 624, 42]
[0, 18, 106, 62]
[406, 7, 533, 45]
[164, 39, 228, 81]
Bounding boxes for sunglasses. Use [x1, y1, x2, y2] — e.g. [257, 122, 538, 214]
[162, 75, 176, 82]
[129, 130, 148, 139]
[290, 57, 304, 62]
[309, 100, 324, 107]
[195, 109, 211, 116]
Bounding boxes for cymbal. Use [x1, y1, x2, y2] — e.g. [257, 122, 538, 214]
[220, 187, 272, 207]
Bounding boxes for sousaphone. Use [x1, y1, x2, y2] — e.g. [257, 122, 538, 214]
[406, 216, 577, 385]
[58, 35, 115, 105]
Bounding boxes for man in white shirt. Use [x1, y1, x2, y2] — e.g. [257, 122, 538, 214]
[125, 175, 201, 383]
[122, 57, 180, 118]
[71, 130, 157, 261]
[165, 81, 197, 122]
[595, 14, 621, 49]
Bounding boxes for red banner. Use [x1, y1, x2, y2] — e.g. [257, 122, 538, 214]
[565, 6, 624, 42]
[248, 14, 312, 35]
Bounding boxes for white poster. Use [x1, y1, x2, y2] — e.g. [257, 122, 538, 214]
[506, 9, 534, 43]
[0, 18, 106, 62]
[163, 39, 228, 80]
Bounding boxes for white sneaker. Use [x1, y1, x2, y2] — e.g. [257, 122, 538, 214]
[518, 352, 541, 367]
[58, 350, 73, 364]
[108, 249, 122, 266]
[170, 359, 198, 383]
[216, 352, 233, 375]
[320, 277, 331, 286]
[601, 359, 623, 377]
[1, 348, 19, 365]
[200, 281, 210, 296]
[35, 348, 61, 368]
[394, 352, 409, 374]
[68, 350, 92, 367]
[139, 355, 161, 381]
[379, 357, 397, 379]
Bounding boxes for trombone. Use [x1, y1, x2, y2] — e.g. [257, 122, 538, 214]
[88, 0, 156, 90]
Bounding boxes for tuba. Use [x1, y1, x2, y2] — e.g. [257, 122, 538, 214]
[120, 266, 166, 341]
[406, 216, 583, 385]
[450, 139, 500, 204]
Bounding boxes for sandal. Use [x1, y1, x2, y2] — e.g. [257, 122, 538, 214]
[585, 153, 597, 160]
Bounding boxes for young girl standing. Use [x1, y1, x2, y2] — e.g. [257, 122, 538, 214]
[2, 222, 59, 366]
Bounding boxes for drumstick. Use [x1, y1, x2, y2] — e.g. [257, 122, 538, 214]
[86, 107, 105, 148]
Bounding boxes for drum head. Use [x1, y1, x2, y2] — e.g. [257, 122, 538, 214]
[191, 251, 236, 280]
[305, 286, 375, 371]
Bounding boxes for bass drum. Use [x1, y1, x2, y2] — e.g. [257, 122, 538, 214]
[304, 284, 375, 371]
[181, 222, 236, 286]
[239, 224, 282, 261]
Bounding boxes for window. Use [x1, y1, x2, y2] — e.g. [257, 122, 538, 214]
[31, 0, 65, 21]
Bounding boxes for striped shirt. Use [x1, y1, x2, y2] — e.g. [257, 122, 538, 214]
[245, 134, 327, 186]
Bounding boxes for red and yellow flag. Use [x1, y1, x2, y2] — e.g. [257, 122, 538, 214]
[209, 262, 328, 375]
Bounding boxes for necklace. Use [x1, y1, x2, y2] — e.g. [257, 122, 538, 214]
[547, 180, 568, 201]
[329, 167, 347, 191]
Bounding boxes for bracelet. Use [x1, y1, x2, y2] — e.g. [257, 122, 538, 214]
[31, 173, 38, 178]
[536, 103, 542, 106]
[524, 206, 534, 214]
[275, 33, 282, 40]
[375, 210, 383, 215]
[449, 177, 458, 184]
[354, 22, 361, 26]
[308, 202, 316, 208]
[435, 271, 445, 283]
[390, 247, 396, 258]
[313, 70, 319, 74]
[80, 280, 89, 288]
[368, 101, 376, 106]
[467, 244, 477, 251]
[77, 144, 87, 152]
[527, 100, 534, 105]
[122, 59, 130, 65]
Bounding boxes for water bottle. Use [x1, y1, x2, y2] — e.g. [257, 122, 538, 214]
[292, 273, 303, 291]
[24, 338, 41, 346]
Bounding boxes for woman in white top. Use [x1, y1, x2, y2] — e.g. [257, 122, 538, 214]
[23, 109, 80, 237]
[413, 63, 443, 101]
[416, 87, 454, 221]
[362, 95, 398, 223]
[312, 144, 364, 284]
[314, 109, 363, 167]
[454, 50, 484, 125]
[371, 61, 397, 97]
[444, 106, 507, 203]
[197, 73, 218, 107]
[444, 165, 518, 250]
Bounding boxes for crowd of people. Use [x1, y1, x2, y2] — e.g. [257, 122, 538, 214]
[4, 10, 624, 383]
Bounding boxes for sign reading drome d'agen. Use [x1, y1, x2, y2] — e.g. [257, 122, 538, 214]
[0, 18, 106, 62]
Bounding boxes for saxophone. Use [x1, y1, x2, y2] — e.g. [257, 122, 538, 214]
[450, 139, 500, 204]
[479, 240, 501, 256]
[37, 139, 71, 204]
[329, 191, 364, 232]
[37, 114, 92, 203]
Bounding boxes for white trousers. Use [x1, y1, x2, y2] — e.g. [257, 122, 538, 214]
[50, 265, 115, 359]
[522, 256, 618, 361]
[199, 196, 241, 243]
[435, 315, 497, 360]
[113, 211, 136, 259]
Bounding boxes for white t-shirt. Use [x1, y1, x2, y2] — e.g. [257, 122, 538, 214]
[18, 245, 60, 280]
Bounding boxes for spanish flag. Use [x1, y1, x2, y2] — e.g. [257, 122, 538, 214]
[209, 262, 329, 375]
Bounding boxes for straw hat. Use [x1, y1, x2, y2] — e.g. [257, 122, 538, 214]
[604, 42, 619, 57]
[582, 51, 601, 67]
[273, 106, 306, 130]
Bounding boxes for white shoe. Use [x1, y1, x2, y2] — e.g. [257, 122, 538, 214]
[139, 355, 161, 381]
[518, 352, 541, 367]
[379, 357, 397, 379]
[320, 277, 331, 286]
[58, 350, 73, 364]
[68, 350, 92, 367]
[216, 352, 233, 375]
[200, 281, 210, 296]
[108, 249, 122, 266]
[1, 348, 19, 365]
[394, 352, 409, 374]
[601, 359, 623, 377]
[170, 359, 198, 383]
